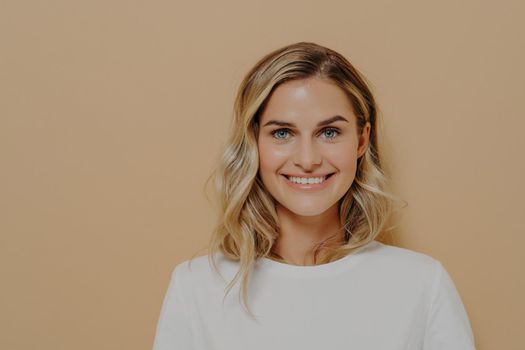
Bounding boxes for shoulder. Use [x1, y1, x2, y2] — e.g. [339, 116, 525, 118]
[170, 252, 240, 290]
[367, 240, 442, 280]
[362, 241, 449, 308]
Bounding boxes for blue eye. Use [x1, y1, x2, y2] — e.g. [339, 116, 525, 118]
[322, 128, 340, 139]
[272, 129, 291, 140]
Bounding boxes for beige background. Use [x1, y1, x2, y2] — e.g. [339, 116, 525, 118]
[1, 0, 523, 349]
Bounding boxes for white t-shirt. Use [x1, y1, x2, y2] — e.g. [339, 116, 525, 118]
[152, 240, 476, 350]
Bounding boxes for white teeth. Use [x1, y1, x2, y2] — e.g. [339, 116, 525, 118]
[287, 176, 327, 185]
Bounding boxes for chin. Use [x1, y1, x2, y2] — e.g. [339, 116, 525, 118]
[284, 204, 333, 217]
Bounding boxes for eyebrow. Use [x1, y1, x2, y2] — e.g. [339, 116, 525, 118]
[262, 115, 349, 128]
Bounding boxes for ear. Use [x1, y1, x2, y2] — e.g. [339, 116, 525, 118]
[357, 122, 371, 158]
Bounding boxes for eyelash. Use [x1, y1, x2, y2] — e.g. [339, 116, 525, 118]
[271, 127, 341, 141]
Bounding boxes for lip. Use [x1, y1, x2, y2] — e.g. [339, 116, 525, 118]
[283, 173, 333, 178]
[281, 173, 335, 191]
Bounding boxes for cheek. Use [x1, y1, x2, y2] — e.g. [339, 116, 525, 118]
[258, 143, 289, 173]
[323, 143, 359, 170]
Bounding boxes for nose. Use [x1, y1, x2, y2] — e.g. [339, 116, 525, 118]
[293, 137, 322, 171]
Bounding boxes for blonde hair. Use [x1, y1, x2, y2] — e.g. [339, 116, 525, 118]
[196, 41, 402, 317]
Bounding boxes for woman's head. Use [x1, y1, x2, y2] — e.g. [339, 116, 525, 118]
[257, 76, 371, 218]
[232, 42, 380, 221]
[204, 41, 397, 316]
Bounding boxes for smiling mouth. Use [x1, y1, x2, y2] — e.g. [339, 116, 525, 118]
[282, 173, 335, 188]
[282, 173, 335, 181]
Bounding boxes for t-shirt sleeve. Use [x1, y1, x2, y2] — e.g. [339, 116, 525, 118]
[152, 263, 193, 350]
[423, 261, 476, 350]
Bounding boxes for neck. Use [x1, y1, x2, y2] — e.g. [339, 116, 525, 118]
[272, 203, 344, 266]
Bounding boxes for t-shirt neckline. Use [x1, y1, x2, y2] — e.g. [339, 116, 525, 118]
[256, 240, 380, 278]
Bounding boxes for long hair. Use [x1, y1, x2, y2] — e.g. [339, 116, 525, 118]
[198, 41, 402, 317]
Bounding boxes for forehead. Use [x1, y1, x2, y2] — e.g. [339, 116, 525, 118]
[259, 77, 355, 123]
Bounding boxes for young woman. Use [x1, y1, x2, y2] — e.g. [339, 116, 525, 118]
[152, 42, 476, 350]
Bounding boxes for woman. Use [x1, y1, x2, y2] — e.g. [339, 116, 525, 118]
[152, 42, 476, 350]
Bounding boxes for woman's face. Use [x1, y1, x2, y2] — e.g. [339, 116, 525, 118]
[257, 77, 370, 217]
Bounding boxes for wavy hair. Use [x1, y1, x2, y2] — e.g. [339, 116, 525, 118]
[196, 41, 402, 317]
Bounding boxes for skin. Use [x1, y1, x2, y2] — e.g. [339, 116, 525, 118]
[257, 77, 371, 266]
